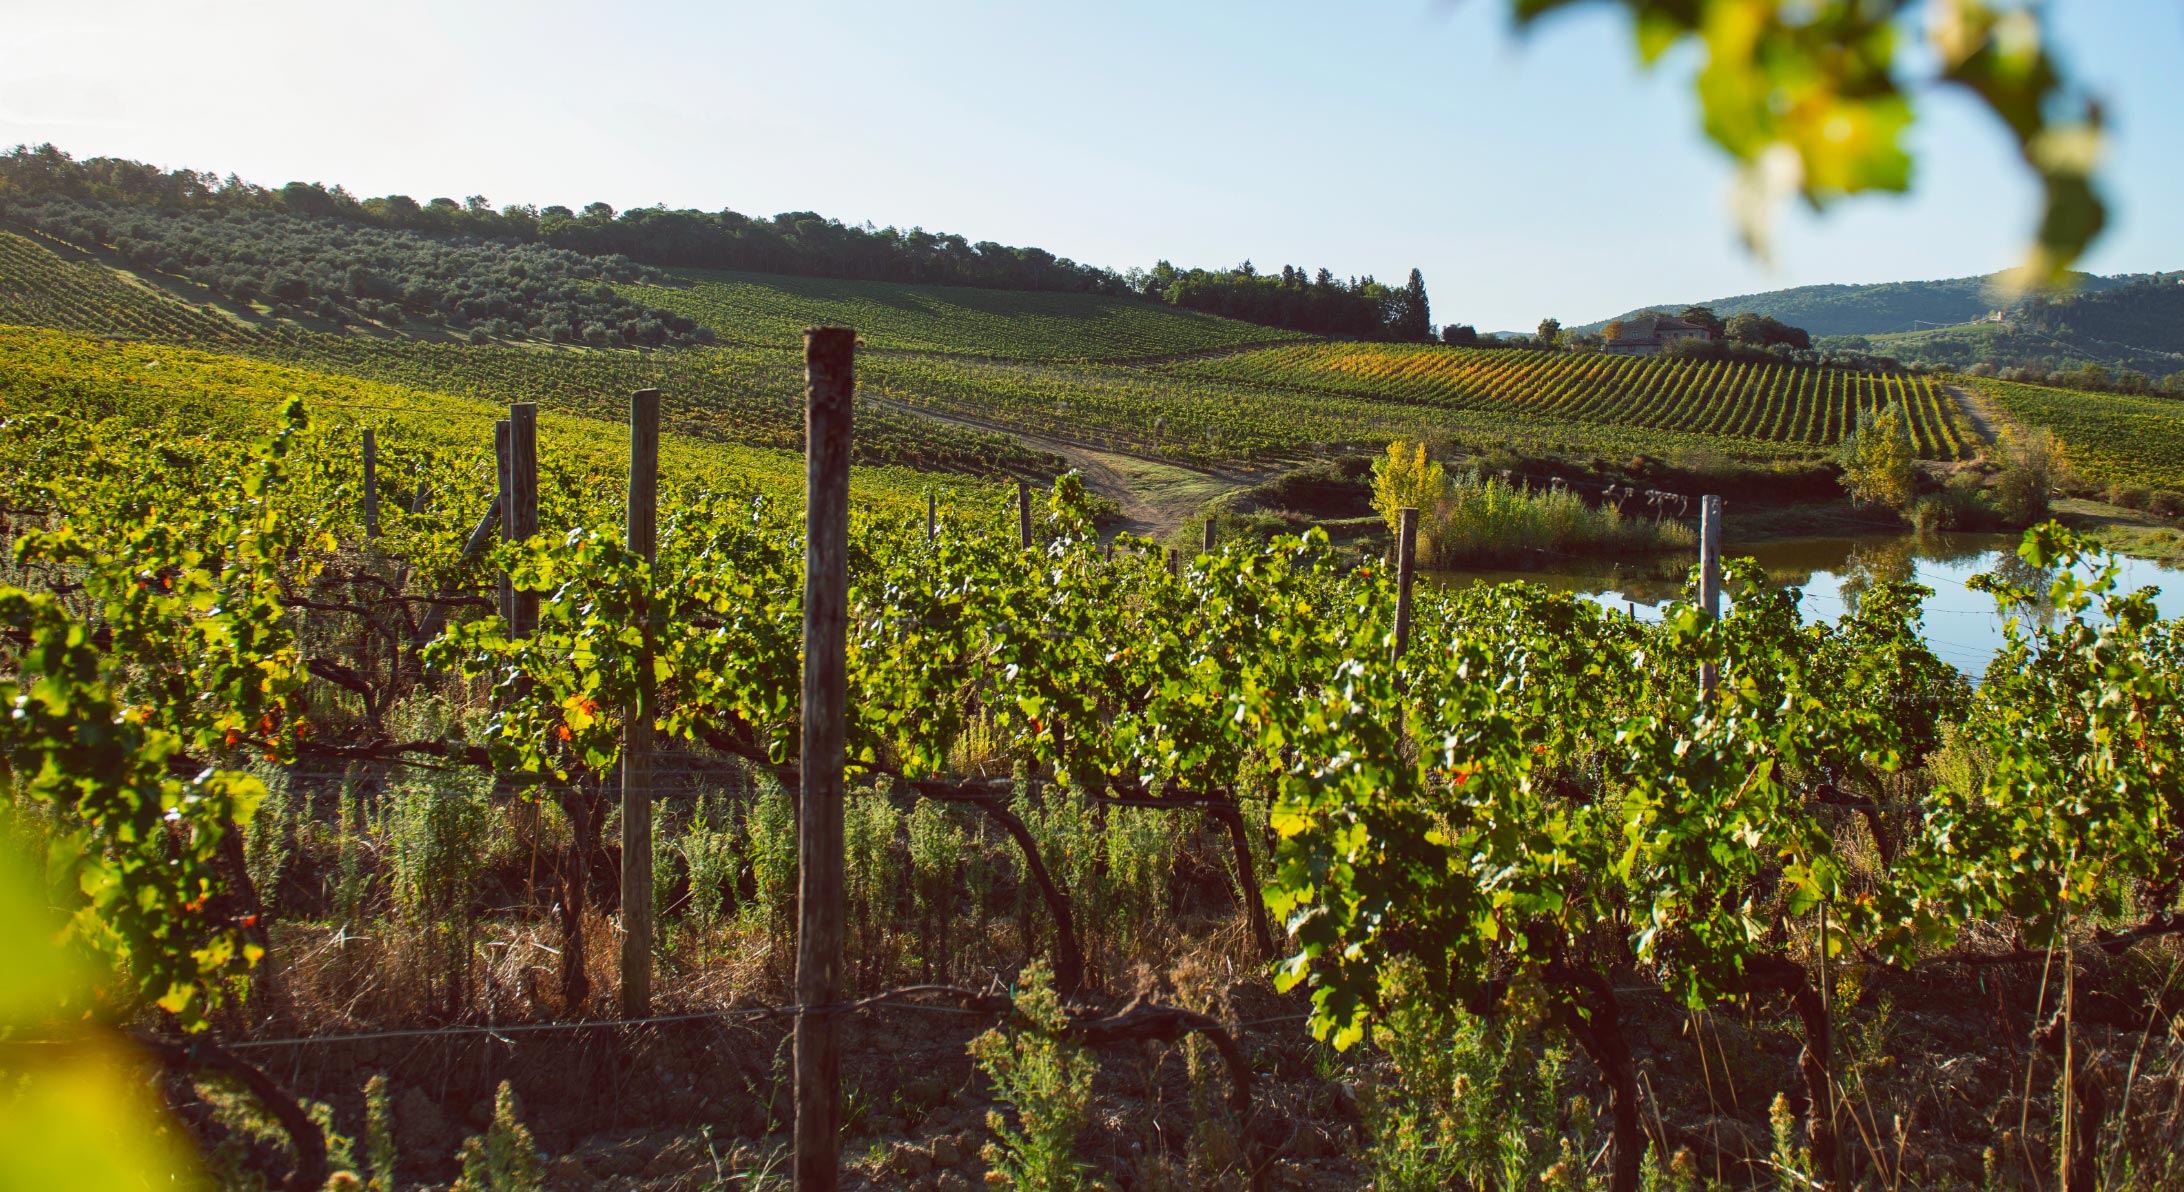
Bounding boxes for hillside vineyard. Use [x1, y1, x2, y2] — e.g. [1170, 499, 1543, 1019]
[6, 158, 2184, 1192]
[0, 227, 1975, 472]
[5, 339, 2183, 1189]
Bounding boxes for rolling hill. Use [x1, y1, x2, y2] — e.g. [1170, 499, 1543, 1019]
[621, 268, 1299, 361]
[13, 197, 2184, 503]
[2, 221, 1948, 475]
[1847, 278, 2184, 378]
[1573, 271, 2130, 338]
[1580, 269, 2184, 378]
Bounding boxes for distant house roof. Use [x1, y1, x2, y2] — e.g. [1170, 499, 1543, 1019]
[1607, 313, 1707, 344]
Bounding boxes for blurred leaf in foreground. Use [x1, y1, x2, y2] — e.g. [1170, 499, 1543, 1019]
[0, 835, 203, 1190]
[1511, 0, 2106, 285]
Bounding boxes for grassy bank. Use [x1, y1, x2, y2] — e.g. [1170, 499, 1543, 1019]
[1424, 470, 1696, 566]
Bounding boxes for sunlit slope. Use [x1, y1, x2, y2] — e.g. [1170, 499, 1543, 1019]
[0, 325, 965, 508]
[245, 334, 1061, 478]
[855, 354, 1825, 467]
[0, 229, 248, 343]
[1973, 377, 2184, 490]
[1, 224, 1973, 473]
[1166, 342, 1970, 459]
[0, 228, 1057, 479]
[622, 268, 1302, 361]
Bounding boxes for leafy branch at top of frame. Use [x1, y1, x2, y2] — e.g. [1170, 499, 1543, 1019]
[1512, 0, 2107, 283]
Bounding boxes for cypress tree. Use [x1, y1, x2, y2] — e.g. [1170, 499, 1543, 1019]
[1392, 268, 1431, 341]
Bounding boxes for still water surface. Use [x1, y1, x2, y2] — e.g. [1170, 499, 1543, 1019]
[1427, 534, 2184, 675]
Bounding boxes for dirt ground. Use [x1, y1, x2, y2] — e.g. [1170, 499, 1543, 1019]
[223, 931, 2184, 1192]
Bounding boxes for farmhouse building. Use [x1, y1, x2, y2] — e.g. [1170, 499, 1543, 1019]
[1602, 313, 1712, 356]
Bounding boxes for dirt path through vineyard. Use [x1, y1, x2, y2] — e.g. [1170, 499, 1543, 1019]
[1942, 381, 2000, 448]
[872, 397, 1264, 541]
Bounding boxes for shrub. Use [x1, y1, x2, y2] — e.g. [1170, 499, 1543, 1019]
[2108, 484, 2152, 511]
[1423, 471, 1692, 566]
[243, 770, 297, 913]
[1912, 472, 2003, 533]
[387, 772, 489, 924]
[845, 780, 901, 965]
[1371, 441, 1445, 538]
[1839, 403, 1916, 510]
[1095, 805, 1173, 958]
[970, 961, 1105, 1191]
[679, 807, 738, 937]
[1992, 427, 2062, 526]
[450, 1082, 542, 1192]
[1361, 970, 1576, 1192]
[907, 798, 965, 974]
[386, 771, 490, 1010]
[739, 778, 795, 933]
[364, 1075, 398, 1192]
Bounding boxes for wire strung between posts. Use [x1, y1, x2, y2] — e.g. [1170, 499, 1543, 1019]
[200, 997, 1315, 1052]
[288, 400, 867, 446]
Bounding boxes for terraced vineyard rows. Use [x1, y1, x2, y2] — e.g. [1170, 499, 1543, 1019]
[1973, 376, 2184, 489]
[0, 229, 249, 344]
[622, 268, 1300, 360]
[1, 226, 2001, 476]
[1168, 342, 1970, 459]
[859, 352, 1814, 467]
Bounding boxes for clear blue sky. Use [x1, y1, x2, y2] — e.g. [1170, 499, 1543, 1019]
[3, 0, 2175, 330]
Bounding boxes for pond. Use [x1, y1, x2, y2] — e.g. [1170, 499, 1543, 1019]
[1426, 533, 2184, 675]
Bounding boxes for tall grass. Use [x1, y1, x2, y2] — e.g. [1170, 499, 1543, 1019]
[1424, 470, 1694, 566]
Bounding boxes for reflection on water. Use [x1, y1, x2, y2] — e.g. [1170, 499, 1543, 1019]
[1426, 533, 2184, 674]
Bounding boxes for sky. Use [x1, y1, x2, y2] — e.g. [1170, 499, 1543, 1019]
[2, 0, 2176, 331]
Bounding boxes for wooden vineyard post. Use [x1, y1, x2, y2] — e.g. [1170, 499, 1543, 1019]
[494, 420, 513, 625]
[510, 405, 539, 636]
[1203, 516, 1217, 555]
[1388, 507, 1419, 745]
[1391, 507, 1418, 664]
[1017, 478, 1032, 549]
[620, 389, 660, 1018]
[796, 327, 855, 1192]
[1166, 547, 1179, 577]
[1698, 495, 1722, 698]
[495, 405, 543, 637]
[361, 428, 380, 540]
[926, 487, 937, 544]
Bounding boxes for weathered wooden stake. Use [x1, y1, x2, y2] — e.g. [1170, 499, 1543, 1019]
[1165, 547, 1179, 577]
[505, 404, 540, 638]
[796, 328, 856, 1192]
[1391, 507, 1419, 664]
[620, 389, 660, 1018]
[1202, 516, 1217, 555]
[1016, 479, 1032, 549]
[1698, 495, 1722, 698]
[361, 428, 380, 540]
[926, 487, 937, 544]
[494, 420, 513, 626]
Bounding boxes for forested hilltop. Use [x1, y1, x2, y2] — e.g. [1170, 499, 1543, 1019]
[1576, 272, 2128, 338]
[0, 143, 1434, 342]
[1580, 269, 2184, 382]
[1842, 276, 2184, 383]
[0, 193, 713, 347]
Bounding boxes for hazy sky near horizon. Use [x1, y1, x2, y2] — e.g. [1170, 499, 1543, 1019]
[3, 0, 2176, 330]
